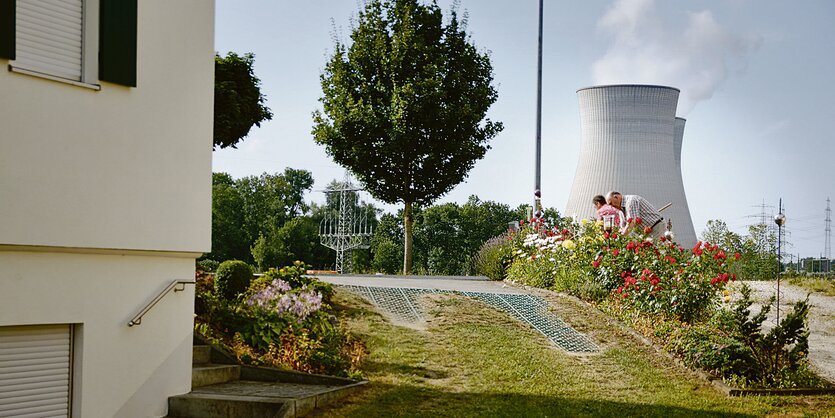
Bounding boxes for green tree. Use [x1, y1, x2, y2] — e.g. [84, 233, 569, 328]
[313, 0, 503, 273]
[701, 219, 743, 252]
[207, 172, 249, 261]
[214, 52, 273, 149]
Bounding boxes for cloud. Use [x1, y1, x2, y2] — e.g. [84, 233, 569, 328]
[592, 0, 761, 114]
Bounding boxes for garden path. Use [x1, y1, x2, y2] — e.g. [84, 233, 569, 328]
[742, 281, 835, 385]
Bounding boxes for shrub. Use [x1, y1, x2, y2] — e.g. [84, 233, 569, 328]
[471, 235, 512, 280]
[214, 260, 254, 300]
[196, 258, 220, 273]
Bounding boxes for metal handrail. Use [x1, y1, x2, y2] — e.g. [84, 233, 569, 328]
[128, 279, 195, 327]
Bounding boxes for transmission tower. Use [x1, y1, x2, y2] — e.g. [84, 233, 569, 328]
[826, 197, 832, 260]
[319, 176, 372, 274]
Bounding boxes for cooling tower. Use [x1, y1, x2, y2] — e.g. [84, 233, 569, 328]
[564, 85, 697, 247]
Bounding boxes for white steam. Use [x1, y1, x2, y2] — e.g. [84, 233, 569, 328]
[592, 0, 761, 114]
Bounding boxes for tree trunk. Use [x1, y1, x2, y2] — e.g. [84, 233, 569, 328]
[403, 200, 414, 275]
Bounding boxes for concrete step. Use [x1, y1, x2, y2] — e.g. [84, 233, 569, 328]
[168, 391, 292, 418]
[192, 364, 241, 388]
[192, 345, 211, 365]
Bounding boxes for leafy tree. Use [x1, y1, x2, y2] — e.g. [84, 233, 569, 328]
[206, 169, 314, 265]
[313, 0, 503, 273]
[214, 52, 273, 149]
[208, 172, 249, 261]
[701, 219, 743, 253]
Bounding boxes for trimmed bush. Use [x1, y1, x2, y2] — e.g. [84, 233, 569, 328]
[215, 260, 253, 300]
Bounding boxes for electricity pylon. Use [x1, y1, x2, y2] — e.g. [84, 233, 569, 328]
[319, 176, 372, 274]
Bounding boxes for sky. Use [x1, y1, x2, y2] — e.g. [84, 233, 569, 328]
[213, 0, 835, 259]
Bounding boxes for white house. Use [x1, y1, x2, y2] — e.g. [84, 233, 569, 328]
[0, 0, 214, 416]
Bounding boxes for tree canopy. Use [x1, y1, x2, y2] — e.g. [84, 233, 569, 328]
[214, 52, 273, 149]
[312, 0, 503, 273]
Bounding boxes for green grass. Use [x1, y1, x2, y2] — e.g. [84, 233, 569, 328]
[320, 290, 835, 417]
[788, 276, 835, 297]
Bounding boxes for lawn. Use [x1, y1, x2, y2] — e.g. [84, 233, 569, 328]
[314, 289, 835, 417]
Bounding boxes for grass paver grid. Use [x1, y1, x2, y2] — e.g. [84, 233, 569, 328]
[338, 285, 598, 353]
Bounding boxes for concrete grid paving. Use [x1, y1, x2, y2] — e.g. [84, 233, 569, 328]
[319, 275, 598, 354]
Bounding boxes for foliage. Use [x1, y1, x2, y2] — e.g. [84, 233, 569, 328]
[207, 169, 316, 266]
[508, 216, 823, 389]
[509, 217, 735, 323]
[208, 173, 249, 262]
[701, 219, 779, 280]
[196, 263, 363, 377]
[214, 52, 272, 149]
[471, 235, 512, 280]
[661, 284, 824, 389]
[371, 237, 403, 274]
[313, 0, 503, 273]
[214, 260, 254, 300]
[788, 275, 835, 296]
[196, 258, 220, 273]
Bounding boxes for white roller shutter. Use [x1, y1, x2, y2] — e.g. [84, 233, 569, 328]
[0, 325, 72, 418]
[15, 0, 83, 81]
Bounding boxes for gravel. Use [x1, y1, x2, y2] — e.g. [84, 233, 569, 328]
[742, 280, 835, 385]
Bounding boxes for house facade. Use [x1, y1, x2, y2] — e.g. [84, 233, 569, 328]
[0, 1, 214, 416]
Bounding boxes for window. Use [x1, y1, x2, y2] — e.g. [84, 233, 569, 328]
[0, 324, 74, 418]
[15, 0, 85, 81]
[0, 0, 137, 88]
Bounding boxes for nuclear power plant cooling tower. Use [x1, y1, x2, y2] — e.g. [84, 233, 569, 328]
[564, 84, 697, 247]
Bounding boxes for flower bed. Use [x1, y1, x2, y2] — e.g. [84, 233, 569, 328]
[195, 261, 366, 378]
[506, 217, 830, 390]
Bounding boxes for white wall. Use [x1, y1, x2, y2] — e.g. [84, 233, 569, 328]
[0, 0, 214, 254]
[0, 251, 195, 418]
[0, 0, 214, 416]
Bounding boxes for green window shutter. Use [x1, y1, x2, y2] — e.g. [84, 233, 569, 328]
[0, 0, 14, 60]
[99, 0, 137, 87]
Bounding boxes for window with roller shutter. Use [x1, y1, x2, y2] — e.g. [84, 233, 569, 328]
[0, 325, 74, 418]
[0, 0, 137, 87]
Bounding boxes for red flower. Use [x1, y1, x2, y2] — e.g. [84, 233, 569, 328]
[643, 226, 652, 234]
[592, 260, 600, 268]
[612, 249, 620, 257]
[519, 220, 525, 225]
[664, 256, 676, 264]
[626, 241, 637, 251]
[714, 250, 726, 261]
[611, 232, 619, 239]
[635, 217, 643, 225]
[603, 232, 610, 239]
[734, 252, 741, 261]
[626, 218, 633, 224]
[660, 236, 667, 242]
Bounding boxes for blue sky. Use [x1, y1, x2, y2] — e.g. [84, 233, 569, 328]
[213, 0, 835, 259]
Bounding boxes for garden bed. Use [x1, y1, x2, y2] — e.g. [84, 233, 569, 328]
[500, 217, 833, 392]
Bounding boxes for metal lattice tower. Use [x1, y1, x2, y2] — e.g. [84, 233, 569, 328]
[826, 197, 832, 260]
[319, 176, 372, 274]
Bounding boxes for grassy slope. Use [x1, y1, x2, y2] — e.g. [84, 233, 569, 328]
[316, 290, 835, 418]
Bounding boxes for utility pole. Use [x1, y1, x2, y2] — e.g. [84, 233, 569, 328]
[533, 0, 544, 218]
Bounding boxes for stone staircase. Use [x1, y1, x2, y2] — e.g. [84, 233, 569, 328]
[166, 341, 366, 418]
